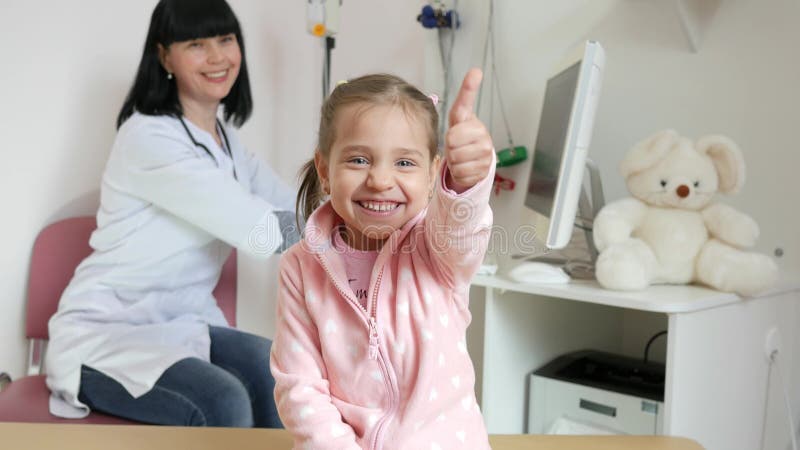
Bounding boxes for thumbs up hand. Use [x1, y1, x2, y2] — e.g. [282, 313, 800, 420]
[444, 68, 495, 193]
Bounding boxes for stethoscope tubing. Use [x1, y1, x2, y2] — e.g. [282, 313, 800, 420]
[179, 116, 238, 180]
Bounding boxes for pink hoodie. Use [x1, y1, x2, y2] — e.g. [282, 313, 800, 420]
[270, 163, 494, 450]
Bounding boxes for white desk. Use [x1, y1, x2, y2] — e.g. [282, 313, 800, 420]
[467, 274, 799, 450]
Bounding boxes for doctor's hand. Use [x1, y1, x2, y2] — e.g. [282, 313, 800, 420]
[444, 68, 495, 193]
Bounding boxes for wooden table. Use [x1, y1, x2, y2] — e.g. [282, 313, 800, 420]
[2, 422, 704, 449]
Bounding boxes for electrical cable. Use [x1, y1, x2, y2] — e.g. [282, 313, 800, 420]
[488, 45, 494, 147]
[572, 222, 592, 232]
[561, 259, 595, 280]
[477, 1, 490, 114]
[476, 0, 514, 150]
[643, 330, 667, 363]
[436, 0, 458, 143]
[761, 360, 774, 450]
[774, 354, 799, 450]
[489, 6, 513, 149]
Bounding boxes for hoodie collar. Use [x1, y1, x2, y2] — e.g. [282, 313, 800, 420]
[301, 201, 427, 308]
[302, 201, 427, 258]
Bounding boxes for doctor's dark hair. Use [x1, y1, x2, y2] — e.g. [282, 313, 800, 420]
[296, 74, 440, 226]
[116, 0, 252, 128]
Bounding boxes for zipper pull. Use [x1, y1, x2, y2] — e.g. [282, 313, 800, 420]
[368, 317, 379, 360]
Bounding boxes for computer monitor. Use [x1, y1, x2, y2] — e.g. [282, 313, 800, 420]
[524, 40, 605, 251]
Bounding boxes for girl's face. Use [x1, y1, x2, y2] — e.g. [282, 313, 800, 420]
[159, 33, 241, 111]
[316, 103, 439, 251]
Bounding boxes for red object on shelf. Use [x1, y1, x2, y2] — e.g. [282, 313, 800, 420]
[493, 174, 515, 195]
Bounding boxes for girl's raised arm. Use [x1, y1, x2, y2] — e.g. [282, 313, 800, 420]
[424, 69, 496, 304]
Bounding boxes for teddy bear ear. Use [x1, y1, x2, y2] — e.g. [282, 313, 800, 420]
[695, 135, 746, 194]
[619, 129, 680, 179]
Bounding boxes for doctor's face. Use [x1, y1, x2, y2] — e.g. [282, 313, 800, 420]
[159, 33, 241, 111]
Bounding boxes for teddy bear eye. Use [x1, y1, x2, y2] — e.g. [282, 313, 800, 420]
[660, 180, 667, 187]
[693, 181, 700, 188]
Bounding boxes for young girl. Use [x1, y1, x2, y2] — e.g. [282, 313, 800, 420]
[270, 69, 495, 449]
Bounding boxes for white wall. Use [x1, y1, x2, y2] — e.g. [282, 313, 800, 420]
[441, 0, 800, 275]
[439, 0, 799, 447]
[0, 0, 425, 379]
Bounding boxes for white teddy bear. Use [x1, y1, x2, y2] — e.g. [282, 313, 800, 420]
[593, 129, 778, 296]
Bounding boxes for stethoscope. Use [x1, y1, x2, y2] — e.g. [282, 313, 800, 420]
[179, 117, 238, 181]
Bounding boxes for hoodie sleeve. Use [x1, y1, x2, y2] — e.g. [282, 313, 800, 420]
[270, 251, 362, 450]
[423, 155, 495, 309]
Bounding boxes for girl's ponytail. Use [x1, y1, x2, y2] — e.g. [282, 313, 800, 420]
[296, 158, 324, 229]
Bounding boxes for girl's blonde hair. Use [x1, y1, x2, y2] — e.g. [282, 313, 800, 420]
[296, 73, 440, 226]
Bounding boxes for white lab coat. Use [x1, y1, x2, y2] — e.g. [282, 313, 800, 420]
[45, 112, 296, 418]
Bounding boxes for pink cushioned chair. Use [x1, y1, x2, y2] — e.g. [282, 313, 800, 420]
[0, 216, 237, 424]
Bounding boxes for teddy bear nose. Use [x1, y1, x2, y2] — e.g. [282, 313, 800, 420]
[676, 185, 690, 198]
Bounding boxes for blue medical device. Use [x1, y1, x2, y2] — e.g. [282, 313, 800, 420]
[417, 4, 459, 29]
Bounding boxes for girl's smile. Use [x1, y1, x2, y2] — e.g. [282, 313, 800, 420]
[316, 103, 439, 251]
[356, 200, 402, 216]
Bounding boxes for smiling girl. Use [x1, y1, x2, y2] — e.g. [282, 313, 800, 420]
[271, 70, 495, 450]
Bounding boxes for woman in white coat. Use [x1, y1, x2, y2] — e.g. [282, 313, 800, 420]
[45, 0, 293, 427]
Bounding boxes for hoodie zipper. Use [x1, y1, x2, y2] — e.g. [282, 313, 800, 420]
[316, 255, 398, 450]
[368, 317, 379, 359]
[318, 255, 399, 450]
[366, 266, 384, 360]
[368, 266, 399, 450]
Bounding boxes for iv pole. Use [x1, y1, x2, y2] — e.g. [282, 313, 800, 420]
[307, 0, 341, 99]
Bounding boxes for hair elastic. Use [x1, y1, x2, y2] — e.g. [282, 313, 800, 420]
[428, 94, 439, 106]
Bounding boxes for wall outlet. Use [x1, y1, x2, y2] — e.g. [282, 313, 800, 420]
[764, 327, 782, 362]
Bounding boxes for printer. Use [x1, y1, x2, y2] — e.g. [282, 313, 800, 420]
[528, 350, 665, 435]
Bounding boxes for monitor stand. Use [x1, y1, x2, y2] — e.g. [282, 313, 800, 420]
[514, 158, 605, 281]
[578, 157, 605, 265]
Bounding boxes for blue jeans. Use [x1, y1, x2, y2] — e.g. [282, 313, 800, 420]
[77, 326, 282, 428]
